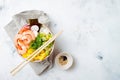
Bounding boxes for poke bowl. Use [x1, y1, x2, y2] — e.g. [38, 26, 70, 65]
[14, 19, 55, 62]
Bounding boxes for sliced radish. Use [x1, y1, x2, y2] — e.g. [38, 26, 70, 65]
[31, 25, 40, 32]
[33, 31, 38, 37]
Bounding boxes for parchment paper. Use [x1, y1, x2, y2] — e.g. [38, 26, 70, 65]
[4, 10, 54, 75]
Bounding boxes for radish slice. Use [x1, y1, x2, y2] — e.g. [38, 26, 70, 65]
[31, 25, 40, 32]
[33, 31, 38, 37]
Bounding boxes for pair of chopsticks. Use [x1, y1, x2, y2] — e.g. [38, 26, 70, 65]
[10, 30, 63, 76]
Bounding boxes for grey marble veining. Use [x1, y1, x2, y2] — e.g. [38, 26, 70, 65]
[0, 0, 120, 80]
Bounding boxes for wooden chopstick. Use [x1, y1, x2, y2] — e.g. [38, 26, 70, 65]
[10, 30, 63, 76]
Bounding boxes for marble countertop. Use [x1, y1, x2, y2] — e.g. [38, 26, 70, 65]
[0, 0, 120, 80]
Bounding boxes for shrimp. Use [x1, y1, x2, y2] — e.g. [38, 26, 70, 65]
[17, 40, 27, 54]
[22, 35, 32, 45]
[22, 30, 35, 40]
[14, 25, 36, 55]
[14, 34, 27, 54]
[14, 34, 22, 49]
[18, 25, 30, 34]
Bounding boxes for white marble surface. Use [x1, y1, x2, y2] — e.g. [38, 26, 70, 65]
[0, 0, 120, 80]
